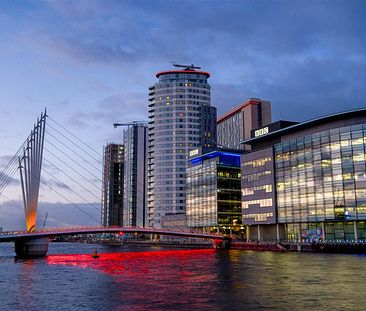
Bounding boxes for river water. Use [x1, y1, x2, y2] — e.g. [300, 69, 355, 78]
[0, 242, 366, 310]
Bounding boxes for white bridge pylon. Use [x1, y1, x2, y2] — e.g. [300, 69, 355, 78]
[18, 110, 46, 233]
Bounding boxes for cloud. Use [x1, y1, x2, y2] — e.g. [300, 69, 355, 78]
[95, 94, 147, 122]
[2, 1, 366, 122]
[11, 0, 365, 125]
[0, 155, 14, 167]
[34, 1, 366, 65]
[36, 32, 138, 65]
[38, 201, 100, 228]
[41, 177, 71, 191]
[213, 52, 366, 122]
[63, 93, 147, 132]
[0, 200, 24, 230]
[0, 171, 20, 188]
[43, 0, 107, 18]
[52, 99, 70, 108]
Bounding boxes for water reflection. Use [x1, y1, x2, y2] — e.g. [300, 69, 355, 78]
[1, 243, 366, 310]
[47, 248, 216, 276]
[48, 249, 220, 309]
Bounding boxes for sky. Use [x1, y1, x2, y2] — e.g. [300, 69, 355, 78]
[0, 0, 366, 230]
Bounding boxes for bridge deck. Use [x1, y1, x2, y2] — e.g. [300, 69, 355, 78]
[0, 226, 226, 242]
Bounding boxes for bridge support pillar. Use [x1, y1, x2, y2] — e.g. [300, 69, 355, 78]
[14, 237, 49, 258]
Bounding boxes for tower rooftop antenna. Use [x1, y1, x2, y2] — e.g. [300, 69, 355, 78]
[173, 63, 201, 71]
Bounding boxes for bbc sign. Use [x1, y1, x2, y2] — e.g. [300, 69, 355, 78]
[254, 126, 269, 137]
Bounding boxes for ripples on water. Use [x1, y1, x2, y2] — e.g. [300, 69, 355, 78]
[1, 242, 366, 310]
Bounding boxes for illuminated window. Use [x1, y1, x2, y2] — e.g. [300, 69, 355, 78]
[242, 198, 273, 209]
[244, 157, 272, 167]
[242, 212, 273, 222]
[273, 124, 366, 223]
[242, 184, 272, 196]
[242, 171, 271, 182]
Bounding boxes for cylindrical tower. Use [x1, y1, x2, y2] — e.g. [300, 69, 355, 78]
[148, 67, 217, 228]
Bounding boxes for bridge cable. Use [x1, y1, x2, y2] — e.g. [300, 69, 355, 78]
[26, 164, 99, 223]
[44, 138, 102, 182]
[41, 168, 101, 213]
[26, 140, 101, 223]
[0, 162, 18, 188]
[0, 115, 101, 224]
[48, 116, 101, 157]
[46, 122, 102, 164]
[39, 178, 99, 223]
[0, 144, 28, 194]
[0, 155, 21, 185]
[42, 148, 101, 191]
[46, 129, 102, 173]
[0, 142, 26, 184]
[0, 165, 19, 194]
[43, 157, 101, 201]
[42, 158, 101, 205]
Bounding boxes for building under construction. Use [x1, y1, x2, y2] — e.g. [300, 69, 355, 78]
[101, 143, 124, 227]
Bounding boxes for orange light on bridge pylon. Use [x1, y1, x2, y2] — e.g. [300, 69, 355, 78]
[26, 210, 37, 233]
[18, 110, 47, 233]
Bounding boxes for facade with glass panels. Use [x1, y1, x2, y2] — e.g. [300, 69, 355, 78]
[242, 109, 366, 242]
[123, 124, 148, 228]
[186, 149, 243, 235]
[241, 147, 276, 224]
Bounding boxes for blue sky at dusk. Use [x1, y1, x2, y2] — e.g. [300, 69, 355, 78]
[0, 0, 366, 229]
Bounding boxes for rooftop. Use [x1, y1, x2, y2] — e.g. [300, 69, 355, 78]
[242, 107, 366, 145]
[156, 70, 210, 78]
[189, 150, 242, 166]
[217, 98, 267, 123]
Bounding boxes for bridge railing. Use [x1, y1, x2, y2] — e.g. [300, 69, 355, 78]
[0, 231, 27, 236]
[35, 226, 105, 233]
[34, 225, 222, 235]
[0, 226, 226, 239]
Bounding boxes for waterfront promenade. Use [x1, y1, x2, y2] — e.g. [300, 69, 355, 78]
[230, 240, 366, 254]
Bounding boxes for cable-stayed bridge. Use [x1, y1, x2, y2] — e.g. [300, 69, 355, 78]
[0, 110, 102, 226]
[0, 110, 226, 257]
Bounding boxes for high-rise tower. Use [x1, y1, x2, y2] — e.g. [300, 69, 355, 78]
[148, 65, 217, 228]
[101, 143, 124, 227]
[123, 123, 148, 227]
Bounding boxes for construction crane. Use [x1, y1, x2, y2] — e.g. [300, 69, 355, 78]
[173, 63, 201, 70]
[113, 121, 148, 129]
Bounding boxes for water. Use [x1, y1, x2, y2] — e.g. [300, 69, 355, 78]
[1, 242, 366, 310]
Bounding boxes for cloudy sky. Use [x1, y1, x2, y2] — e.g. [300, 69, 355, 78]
[0, 0, 365, 230]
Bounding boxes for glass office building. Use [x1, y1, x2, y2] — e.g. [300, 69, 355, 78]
[186, 149, 243, 235]
[242, 108, 366, 241]
[275, 123, 366, 241]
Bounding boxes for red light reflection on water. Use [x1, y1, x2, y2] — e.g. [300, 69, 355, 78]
[47, 249, 216, 278]
[47, 249, 221, 308]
